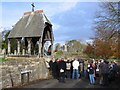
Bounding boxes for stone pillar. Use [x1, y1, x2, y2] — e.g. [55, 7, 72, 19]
[8, 39, 11, 55]
[41, 41, 45, 57]
[22, 49, 25, 55]
[14, 50, 17, 55]
[38, 38, 42, 58]
[27, 38, 32, 55]
[17, 39, 21, 55]
[51, 42, 53, 56]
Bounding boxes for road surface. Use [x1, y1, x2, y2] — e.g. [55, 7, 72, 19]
[19, 77, 119, 88]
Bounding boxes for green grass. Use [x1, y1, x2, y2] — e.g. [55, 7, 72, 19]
[0, 58, 7, 62]
[0, 58, 3, 62]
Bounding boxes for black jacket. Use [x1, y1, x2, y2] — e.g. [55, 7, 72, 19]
[88, 66, 94, 74]
[58, 60, 66, 71]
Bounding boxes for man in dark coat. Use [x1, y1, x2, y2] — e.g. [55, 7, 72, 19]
[102, 60, 109, 86]
[49, 60, 53, 76]
[99, 60, 109, 86]
[52, 59, 59, 79]
[58, 59, 66, 83]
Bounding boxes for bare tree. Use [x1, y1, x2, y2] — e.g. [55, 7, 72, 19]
[95, 2, 120, 39]
[90, 2, 120, 59]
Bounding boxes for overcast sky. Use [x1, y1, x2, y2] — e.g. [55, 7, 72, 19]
[1, 1, 100, 44]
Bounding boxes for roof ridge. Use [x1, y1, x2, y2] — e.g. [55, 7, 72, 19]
[24, 10, 43, 15]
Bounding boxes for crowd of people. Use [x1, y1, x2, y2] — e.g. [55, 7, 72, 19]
[48, 58, 120, 86]
[85, 59, 120, 86]
[48, 58, 84, 83]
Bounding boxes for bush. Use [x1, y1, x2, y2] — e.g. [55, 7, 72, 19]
[56, 51, 63, 56]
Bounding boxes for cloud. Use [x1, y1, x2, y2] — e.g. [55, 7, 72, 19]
[51, 2, 99, 43]
[41, 2, 79, 17]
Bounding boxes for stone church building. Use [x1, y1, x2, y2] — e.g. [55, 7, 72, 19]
[7, 10, 54, 57]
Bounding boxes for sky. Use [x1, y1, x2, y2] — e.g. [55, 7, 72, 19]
[0, 1, 101, 44]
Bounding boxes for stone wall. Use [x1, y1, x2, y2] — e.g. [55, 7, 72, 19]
[0, 57, 51, 89]
[0, 49, 6, 55]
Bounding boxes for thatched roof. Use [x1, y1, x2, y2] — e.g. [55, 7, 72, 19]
[8, 10, 52, 39]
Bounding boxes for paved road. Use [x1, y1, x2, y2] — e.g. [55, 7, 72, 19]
[20, 77, 118, 88]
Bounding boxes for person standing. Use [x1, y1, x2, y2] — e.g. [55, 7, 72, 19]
[87, 63, 95, 85]
[52, 59, 59, 79]
[66, 60, 71, 78]
[49, 60, 53, 77]
[72, 59, 80, 80]
[99, 59, 104, 85]
[80, 60, 85, 77]
[102, 60, 109, 86]
[58, 58, 66, 83]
